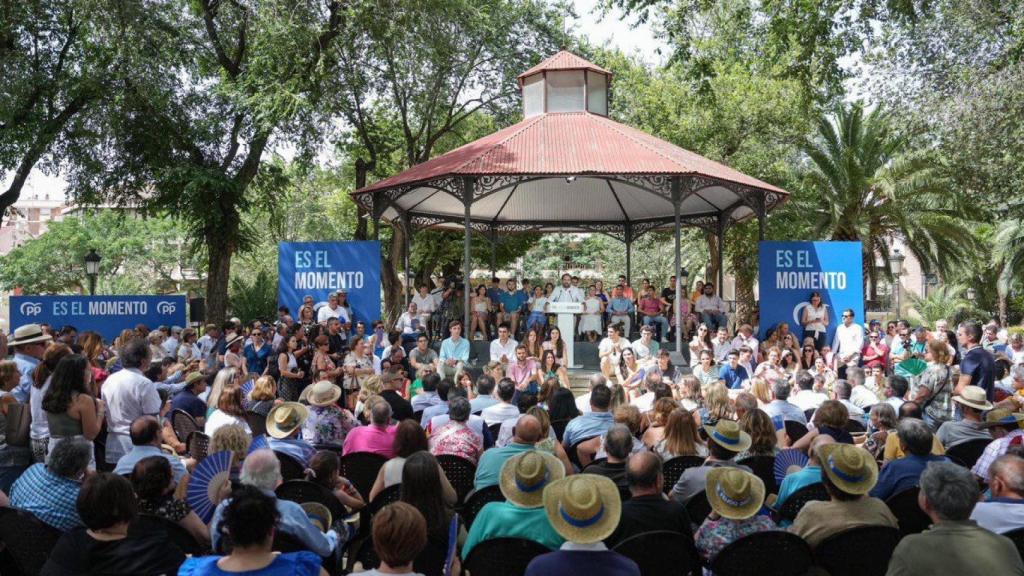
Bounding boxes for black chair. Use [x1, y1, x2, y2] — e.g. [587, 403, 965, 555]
[582, 457, 608, 472]
[171, 409, 199, 445]
[737, 455, 778, 495]
[662, 456, 706, 494]
[187, 430, 210, 462]
[131, 514, 208, 556]
[436, 454, 477, 505]
[776, 482, 829, 523]
[414, 536, 451, 576]
[346, 534, 380, 573]
[945, 438, 991, 468]
[814, 525, 900, 576]
[272, 530, 308, 553]
[0, 507, 62, 575]
[274, 451, 306, 481]
[567, 436, 599, 470]
[245, 411, 268, 437]
[339, 452, 388, 501]
[710, 531, 813, 576]
[804, 408, 816, 421]
[1002, 527, 1024, 560]
[845, 418, 867, 433]
[612, 530, 700, 576]
[684, 491, 712, 527]
[276, 479, 347, 523]
[463, 484, 506, 528]
[413, 410, 425, 425]
[487, 422, 503, 440]
[887, 487, 931, 538]
[463, 537, 551, 576]
[367, 483, 403, 520]
[551, 418, 570, 442]
[784, 420, 809, 444]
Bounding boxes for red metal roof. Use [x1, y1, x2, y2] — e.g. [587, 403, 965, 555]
[355, 112, 787, 196]
[517, 50, 612, 82]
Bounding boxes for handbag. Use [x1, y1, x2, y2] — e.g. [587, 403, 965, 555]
[5, 402, 31, 447]
[921, 366, 951, 411]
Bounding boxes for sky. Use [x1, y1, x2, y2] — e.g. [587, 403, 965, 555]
[9, 1, 665, 204]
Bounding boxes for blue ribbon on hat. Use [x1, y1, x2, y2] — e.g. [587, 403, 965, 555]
[559, 504, 605, 528]
[515, 469, 550, 493]
[712, 429, 740, 446]
[828, 454, 865, 483]
[716, 484, 752, 508]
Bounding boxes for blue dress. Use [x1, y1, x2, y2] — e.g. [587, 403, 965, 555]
[178, 552, 322, 575]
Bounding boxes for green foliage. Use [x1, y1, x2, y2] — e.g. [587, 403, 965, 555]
[907, 285, 982, 326]
[0, 211, 204, 294]
[228, 268, 278, 325]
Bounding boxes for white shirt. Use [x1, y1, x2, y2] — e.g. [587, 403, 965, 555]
[712, 338, 733, 362]
[412, 293, 436, 315]
[196, 335, 217, 361]
[731, 334, 758, 353]
[695, 294, 725, 314]
[529, 296, 549, 313]
[632, 391, 656, 412]
[576, 391, 592, 414]
[791, 389, 828, 412]
[163, 336, 179, 357]
[394, 312, 420, 334]
[970, 500, 1024, 534]
[631, 338, 656, 362]
[317, 304, 343, 324]
[550, 286, 582, 303]
[489, 338, 518, 364]
[481, 402, 521, 426]
[102, 368, 162, 463]
[832, 322, 865, 364]
[850, 385, 880, 409]
[30, 375, 52, 441]
[205, 410, 252, 437]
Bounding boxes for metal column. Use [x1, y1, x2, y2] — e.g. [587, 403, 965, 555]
[462, 178, 475, 331]
[625, 242, 632, 287]
[717, 213, 726, 291]
[489, 227, 497, 276]
[403, 213, 412, 308]
[672, 178, 684, 357]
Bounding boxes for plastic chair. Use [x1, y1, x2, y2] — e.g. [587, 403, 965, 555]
[487, 422, 503, 440]
[171, 409, 199, 445]
[804, 408, 816, 421]
[886, 487, 931, 538]
[274, 451, 306, 481]
[276, 479, 348, 523]
[685, 491, 712, 526]
[710, 531, 813, 576]
[551, 419, 570, 442]
[367, 483, 403, 520]
[0, 507, 63, 575]
[567, 436, 599, 470]
[463, 537, 552, 576]
[845, 418, 867, 433]
[662, 456, 706, 494]
[776, 482, 829, 523]
[436, 454, 477, 505]
[187, 430, 209, 462]
[945, 439, 991, 469]
[339, 452, 388, 500]
[737, 455, 779, 495]
[1002, 527, 1024, 560]
[245, 411, 267, 437]
[612, 530, 700, 576]
[814, 525, 900, 576]
[463, 484, 506, 529]
[131, 514, 209, 556]
[784, 420, 809, 444]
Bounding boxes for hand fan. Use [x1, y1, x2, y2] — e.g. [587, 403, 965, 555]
[247, 434, 269, 455]
[774, 449, 809, 485]
[241, 377, 254, 397]
[186, 450, 233, 523]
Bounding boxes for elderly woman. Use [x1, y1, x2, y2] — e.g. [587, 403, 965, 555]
[131, 456, 210, 546]
[205, 386, 251, 437]
[863, 403, 898, 461]
[301, 381, 357, 447]
[429, 396, 483, 465]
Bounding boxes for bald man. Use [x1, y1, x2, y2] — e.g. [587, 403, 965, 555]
[775, 434, 835, 510]
[606, 451, 691, 547]
[971, 454, 1024, 534]
[113, 415, 187, 482]
[474, 414, 542, 490]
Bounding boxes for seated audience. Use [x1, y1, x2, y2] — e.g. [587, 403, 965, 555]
[789, 443, 897, 548]
[205, 386, 251, 437]
[582, 425, 633, 495]
[763, 380, 807, 424]
[180, 485, 327, 576]
[871, 418, 948, 501]
[131, 455, 210, 547]
[882, 402, 947, 463]
[480, 378, 521, 427]
[970, 454, 1024, 534]
[525, 475, 640, 576]
[11, 438, 91, 531]
[113, 415, 187, 482]
[400, 451, 458, 575]
[654, 408, 708, 460]
[301, 381, 357, 446]
[974, 410, 1024, 481]
[430, 396, 483, 465]
[887, 461, 1024, 575]
[671, 420, 753, 506]
[775, 435, 834, 510]
[267, 402, 316, 468]
[469, 375, 498, 414]
[419, 378, 454, 427]
[562, 384, 615, 448]
[863, 403, 898, 461]
[343, 399, 397, 458]
[41, 472, 185, 576]
[640, 397, 676, 449]
[462, 451, 566, 558]
[735, 409, 780, 461]
[350, 502, 427, 576]
[209, 424, 251, 481]
[410, 374, 442, 413]
[695, 468, 777, 563]
[790, 371, 828, 412]
[605, 451, 691, 548]
[242, 375, 280, 418]
[170, 372, 209, 424]
[305, 451, 365, 513]
[379, 371, 413, 422]
[370, 420, 457, 504]
[936, 385, 993, 448]
[575, 373, 608, 414]
[210, 450, 339, 557]
[475, 414, 542, 490]
[831, 379, 864, 418]
[791, 400, 854, 452]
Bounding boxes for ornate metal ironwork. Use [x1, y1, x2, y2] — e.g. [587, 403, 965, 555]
[612, 174, 673, 200]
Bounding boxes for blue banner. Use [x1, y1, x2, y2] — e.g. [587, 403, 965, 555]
[758, 241, 864, 344]
[9, 295, 187, 343]
[278, 241, 381, 324]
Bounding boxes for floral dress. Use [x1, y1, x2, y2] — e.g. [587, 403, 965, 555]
[302, 405, 358, 446]
[138, 495, 191, 523]
[695, 515, 779, 563]
[429, 422, 483, 465]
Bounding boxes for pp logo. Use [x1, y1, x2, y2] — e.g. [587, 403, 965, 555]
[156, 301, 177, 315]
[792, 302, 829, 327]
[19, 302, 43, 317]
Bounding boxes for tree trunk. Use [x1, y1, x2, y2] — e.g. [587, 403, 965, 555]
[999, 291, 1008, 326]
[354, 158, 370, 241]
[206, 241, 234, 325]
[706, 232, 721, 288]
[380, 225, 405, 325]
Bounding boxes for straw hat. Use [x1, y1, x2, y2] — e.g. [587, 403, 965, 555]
[706, 468, 765, 520]
[305, 380, 342, 407]
[225, 334, 244, 348]
[980, 409, 1024, 429]
[266, 402, 308, 439]
[543, 475, 621, 544]
[301, 502, 332, 533]
[499, 451, 565, 508]
[817, 443, 878, 495]
[952, 386, 993, 412]
[8, 324, 52, 347]
[703, 419, 752, 453]
[183, 372, 206, 387]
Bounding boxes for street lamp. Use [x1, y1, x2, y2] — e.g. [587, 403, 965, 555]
[84, 249, 101, 296]
[889, 248, 905, 318]
[966, 287, 977, 302]
[679, 267, 689, 292]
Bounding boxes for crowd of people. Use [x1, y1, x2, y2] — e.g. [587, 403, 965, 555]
[0, 278, 1023, 575]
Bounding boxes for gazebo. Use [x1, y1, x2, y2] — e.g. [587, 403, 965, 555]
[351, 50, 787, 355]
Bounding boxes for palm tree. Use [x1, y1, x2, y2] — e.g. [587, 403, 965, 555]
[802, 102, 980, 299]
[907, 285, 980, 326]
[993, 218, 1024, 324]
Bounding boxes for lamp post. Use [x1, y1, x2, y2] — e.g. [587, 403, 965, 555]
[84, 249, 101, 296]
[889, 249, 905, 319]
[966, 287, 977, 302]
[679, 267, 689, 294]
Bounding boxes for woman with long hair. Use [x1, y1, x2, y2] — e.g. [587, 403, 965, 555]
[341, 337, 373, 412]
[523, 327, 544, 360]
[369, 420, 457, 505]
[641, 397, 678, 449]
[749, 377, 773, 406]
[700, 382, 733, 425]
[678, 375, 703, 413]
[799, 343, 818, 371]
[29, 343, 73, 463]
[689, 324, 712, 367]
[691, 349, 718, 386]
[298, 304, 316, 327]
[244, 376, 280, 417]
[526, 287, 549, 334]
[780, 333, 802, 362]
[800, 291, 829, 351]
[579, 285, 604, 341]
[616, 347, 644, 394]
[77, 332, 107, 369]
[304, 450, 365, 514]
[205, 386, 251, 436]
[735, 409, 779, 460]
[654, 408, 707, 459]
[275, 333, 305, 402]
[42, 354, 104, 466]
[400, 451, 456, 574]
[913, 338, 954, 429]
[470, 284, 491, 340]
[542, 326, 567, 366]
[539, 351, 569, 390]
[206, 367, 240, 418]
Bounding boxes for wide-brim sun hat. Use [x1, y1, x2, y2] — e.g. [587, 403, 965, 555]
[703, 419, 752, 453]
[266, 402, 309, 439]
[543, 475, 621, 544]
[306, 380, 342, 407]
[301, 502, 332, 533]
[952, 385, 994, 412]
[817, 443, 878, 495]
[706, 467, 765, 520]
[184, 372, 205, 386]
[9, 324, 52, 347]
[225, 334, 244, 348]
[499, 451, 565, 509]
[980, 409, 1024, 429]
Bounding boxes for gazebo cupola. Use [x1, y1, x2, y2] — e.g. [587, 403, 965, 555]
[518, 50, 611, 117]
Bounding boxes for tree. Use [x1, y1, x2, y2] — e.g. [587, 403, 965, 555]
[801, 102, 980, 297]
[0, 210, 204, 294]
[67, 0, 346, 325]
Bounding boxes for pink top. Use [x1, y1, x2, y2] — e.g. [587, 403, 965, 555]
[507, 359, 539, 388]
[638, 297, 662, 316]
[342, 424, 397, 458]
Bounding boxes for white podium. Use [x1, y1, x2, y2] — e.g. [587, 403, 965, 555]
[548, 301, 584, 368]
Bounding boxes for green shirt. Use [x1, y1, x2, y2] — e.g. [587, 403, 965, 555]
[474, 442, 536, 490]
[409, 378, 423, 398]
[886, 520, 1024, 576]
[462, 502, 565, 559]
